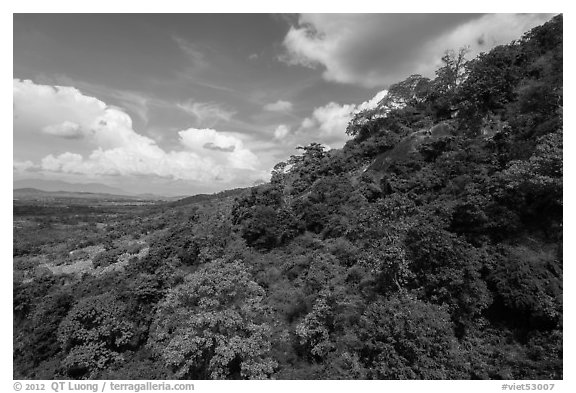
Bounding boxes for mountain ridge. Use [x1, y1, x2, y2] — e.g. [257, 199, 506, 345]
[13, 179, 131, 195]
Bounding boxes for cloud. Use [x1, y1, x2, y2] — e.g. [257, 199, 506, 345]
[203, 142, 235, 152]
[274, 124, 290, 140]
[179, 128, 258, 170]
[264, 100, 293, 112]
[13, 160, 37, 173]
[177, 100, 236, 125]
[302, 102, 356, 145]
[356, 90, 389, 112]
[297, 90, 387, 148]
[46, 75, 154, 126]
[42, 121, 84, 139]
[14, 79, 264, 184]
[281, 13, 554, 88]
[172, 35, 208, 69]
[38, 127, 260, 183]
[14, 79, 107, 135]
[110, 90, 151, 125]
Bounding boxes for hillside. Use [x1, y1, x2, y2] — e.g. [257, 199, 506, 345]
[13, 15, 562, 380]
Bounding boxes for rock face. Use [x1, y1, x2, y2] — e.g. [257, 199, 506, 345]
[361, 121, 455, 196]
[367, 121, 455, 172]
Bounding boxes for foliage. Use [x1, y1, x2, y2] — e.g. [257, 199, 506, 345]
[405, 223, 492, 327]
[358, 295, 466, 379]
[13, 15, 563, 380]
[148, 260, 277, 379]
[57, 293, 136, 378]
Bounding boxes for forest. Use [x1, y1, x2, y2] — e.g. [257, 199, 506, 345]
[13, 15, 562, 380]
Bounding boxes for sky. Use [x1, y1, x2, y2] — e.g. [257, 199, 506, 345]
[13, 13, 556, 196]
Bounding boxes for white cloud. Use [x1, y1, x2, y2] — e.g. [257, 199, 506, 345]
[282, 13, 554, 88]
[13, 160, 36, 173]
[297, 90, 387, 148]
[301, 117, 315, 129]
[14, 79, 263, 184]
[42, 121, 84, 139]
[303, 102, 356, 144]
[177, 100, 236, 125]
[274, 125, 290, 140]
[264, 100, 293, 112]
[179, 128, 259, 170]
[14, 79, 107, 136]
[356, 90, 389, 112]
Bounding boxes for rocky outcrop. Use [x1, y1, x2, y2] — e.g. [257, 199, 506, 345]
[361, 121, 455, 197]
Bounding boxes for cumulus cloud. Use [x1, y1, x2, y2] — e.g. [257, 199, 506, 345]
[203, 142, 235, 152]
[14, 79, 107, 135]
[13, 79, 264, 184]
[42, 121, 84, 139]
[179, 128, 259, 170]
[274, 124, 290, 140]
[281, 13, 554, 87]
[264, 100, 293, 112]
[302, 102, 356, 144]
[13, 160, 37, 173]
[297, 90, 387, 147]
[38, 127, 260, 183]
[177, 100, 236, 125]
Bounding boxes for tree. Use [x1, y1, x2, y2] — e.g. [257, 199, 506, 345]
[486, 244, 562, 330]
[346, 74, 432, 140]
[358, 295, 466, 379]
[434, 47, 470, 94]
[148, 260, 277, 379]
[429, 47, 470, 120]
[384, 74, 433, 111]
[237, 205, 281, 249]
[500, 129, 562, 236]
[455, 44, 522, 130]
[57, 293, 136, 378]
[346, 107, 386, 139]
[404, 223, 491, 329]
[295, 295, 336, 360]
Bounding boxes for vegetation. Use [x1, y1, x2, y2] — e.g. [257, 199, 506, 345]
[14, 15, 562, 380]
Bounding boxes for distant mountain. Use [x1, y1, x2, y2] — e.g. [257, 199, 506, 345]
[136, 193, 183, 201]
[13, 179, 131, 195]
[13, 187, 178, 201]
[13, 187, 143, 200]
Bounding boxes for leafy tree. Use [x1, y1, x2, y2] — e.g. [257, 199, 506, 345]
[237, 205, 281, 248]
[456, 44, 522, 130]
[14, 289, 74, 378]
[148, 260, 277, 379]
[295, 295, 336, 360]
[388, 74, 433, 107]
[404, 223, 491, 329]
[57, 293, 136, 378]
[501, 129, 562, 218]
[486, 244, 562, 330]
[358, 295, 466, 379]
[434, 48, 470, 95]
